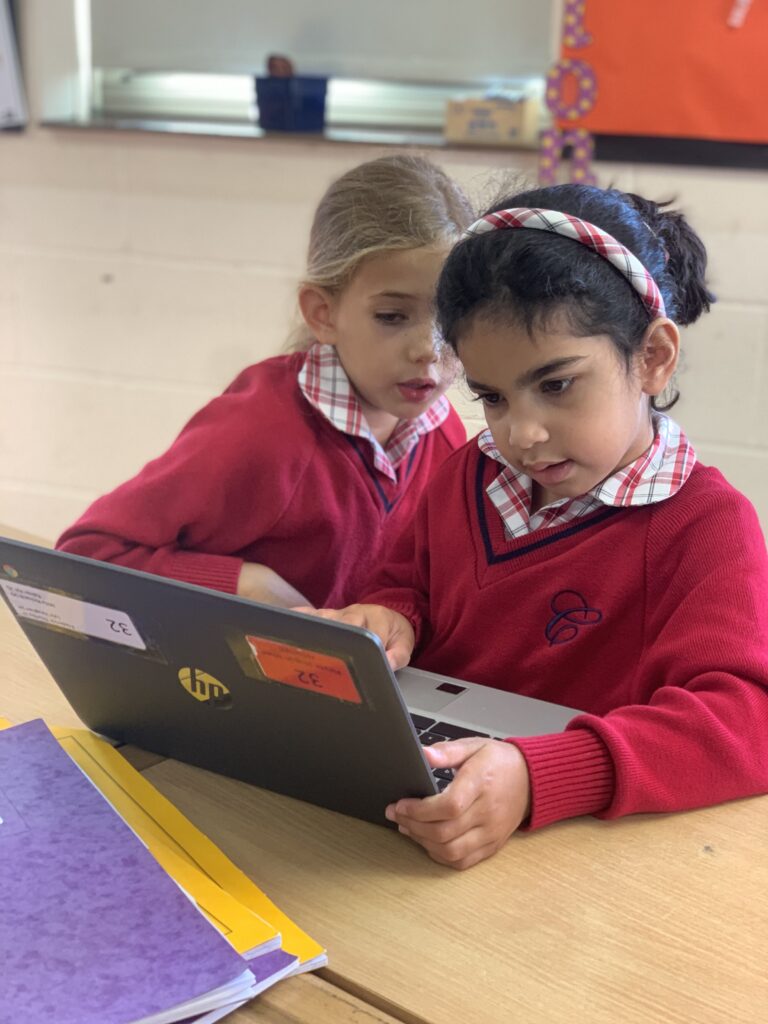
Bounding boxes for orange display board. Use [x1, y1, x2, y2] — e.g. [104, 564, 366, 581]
[560, 0, 768, 144]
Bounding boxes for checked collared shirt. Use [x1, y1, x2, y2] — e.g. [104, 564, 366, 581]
[298, 342, 450, 482]
[479, 414, 696, 538]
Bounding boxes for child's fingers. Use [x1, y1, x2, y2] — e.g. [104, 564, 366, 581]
[404, 822, 471, 852]
[422, 736, 490, 768]
[292, 605, 369, 626]
[291, 604, 413, 667]
[390, 740, 530, 868]
[398, 805, 515, 870]
[292, 606, 341, 619]
[396, 800, 484, 845]
[336, 607, 373, 628]
[426, 836, 505, 872]
[400, 818, 499, 870]
[387, 765, 482, 824]
[385, 637, 412, 670]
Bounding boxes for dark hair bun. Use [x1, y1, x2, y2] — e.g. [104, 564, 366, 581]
[624, 193, 715, 327]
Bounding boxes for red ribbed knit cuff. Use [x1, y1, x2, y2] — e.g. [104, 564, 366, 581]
[510, 727, 615, 830]
[379, 601, 424, 649]
[164, 553, 244, 594]
[362, 590, 426, 649]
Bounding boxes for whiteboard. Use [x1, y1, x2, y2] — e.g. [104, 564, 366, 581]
[0, 0, 26, 126]
[91, 0, 556, 83]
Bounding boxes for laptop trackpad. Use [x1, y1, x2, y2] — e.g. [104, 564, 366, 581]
[395, 667, 469, 713]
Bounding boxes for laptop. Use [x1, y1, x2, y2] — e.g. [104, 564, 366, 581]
[0, 537, 578, 826]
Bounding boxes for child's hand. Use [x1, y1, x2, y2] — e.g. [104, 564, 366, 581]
[292, 604, 415, 669]
[386, 738, 531, 870]
[237, 562, 312, 609]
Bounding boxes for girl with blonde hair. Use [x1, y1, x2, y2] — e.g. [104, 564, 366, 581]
[58, 155, 473, 607]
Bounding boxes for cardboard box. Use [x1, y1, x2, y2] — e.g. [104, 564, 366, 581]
[444, 96, 539, 148]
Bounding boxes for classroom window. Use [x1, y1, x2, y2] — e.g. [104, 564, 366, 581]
[86, 0, 556, 135]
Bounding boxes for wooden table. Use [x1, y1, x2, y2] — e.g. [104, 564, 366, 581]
[2, 526, 767, 1024]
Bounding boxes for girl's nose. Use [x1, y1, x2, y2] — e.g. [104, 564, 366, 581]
[507, 416, 549, 450]
[408, 323, 440, 364]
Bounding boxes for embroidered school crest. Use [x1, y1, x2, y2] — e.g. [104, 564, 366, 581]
[545, 590, 603, 645]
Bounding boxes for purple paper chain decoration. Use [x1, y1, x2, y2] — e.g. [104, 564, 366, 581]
[562, 0, 592, 48]
[545, 58, 597, 122]
[539, 128, 597, 186]
[539, 0, 597, 186]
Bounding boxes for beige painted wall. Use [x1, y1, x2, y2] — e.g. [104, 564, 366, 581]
[1, 126, 767, 541]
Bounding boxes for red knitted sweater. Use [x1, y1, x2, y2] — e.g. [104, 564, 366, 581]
[365, 442, 768, 829]
[56, 353, 465, 608]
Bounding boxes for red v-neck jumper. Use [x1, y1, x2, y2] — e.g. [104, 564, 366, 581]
[55, 354, 466, 608]
[365, 442, 768, 829]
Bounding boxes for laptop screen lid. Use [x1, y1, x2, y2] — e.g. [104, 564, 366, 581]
[0, 537, 438, 825]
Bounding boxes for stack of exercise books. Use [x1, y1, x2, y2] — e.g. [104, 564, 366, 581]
[0, 717, 325, 1024]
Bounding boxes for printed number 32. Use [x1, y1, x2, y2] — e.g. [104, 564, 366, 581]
[297, 670, 322, 688]
[106, 618, 133, 637]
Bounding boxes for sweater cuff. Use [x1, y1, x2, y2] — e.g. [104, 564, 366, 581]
[361, 590, 427, 649]
[384, 601, 425, 648]
[510, 727, 615, 830]
[164, 552, 244, 594]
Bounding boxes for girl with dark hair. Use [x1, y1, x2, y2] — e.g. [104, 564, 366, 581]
[312, 184, 768, 869]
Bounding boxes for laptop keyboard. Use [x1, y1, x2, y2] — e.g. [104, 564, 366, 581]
[409, 714, 491, 792]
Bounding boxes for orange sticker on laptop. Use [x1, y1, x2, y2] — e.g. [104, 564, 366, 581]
[245, 635, 362, 704]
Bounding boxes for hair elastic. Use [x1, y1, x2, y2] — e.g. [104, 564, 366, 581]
[463, 207, 666, 319]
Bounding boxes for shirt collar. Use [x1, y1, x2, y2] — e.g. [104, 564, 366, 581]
[297, 342, 450, 481]
[478, 414, 696, 538]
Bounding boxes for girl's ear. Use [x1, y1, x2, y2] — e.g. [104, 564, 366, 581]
[638, 318, 680, 397]
[298, 285, 338, 346]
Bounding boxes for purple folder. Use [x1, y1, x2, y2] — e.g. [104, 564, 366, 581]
[0, 719, 254, 1024]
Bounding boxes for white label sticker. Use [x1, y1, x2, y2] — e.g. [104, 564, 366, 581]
[0, 580, 146, 651]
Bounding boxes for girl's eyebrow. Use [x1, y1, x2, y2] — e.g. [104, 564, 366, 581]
[465, 377, 494, 392]
[465, 356, 586, 394]
[517, 355, 587, 388]
[371, 290, 417, 300]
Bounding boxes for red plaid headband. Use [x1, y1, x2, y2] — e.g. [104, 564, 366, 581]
[464, 208, 667, 320]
